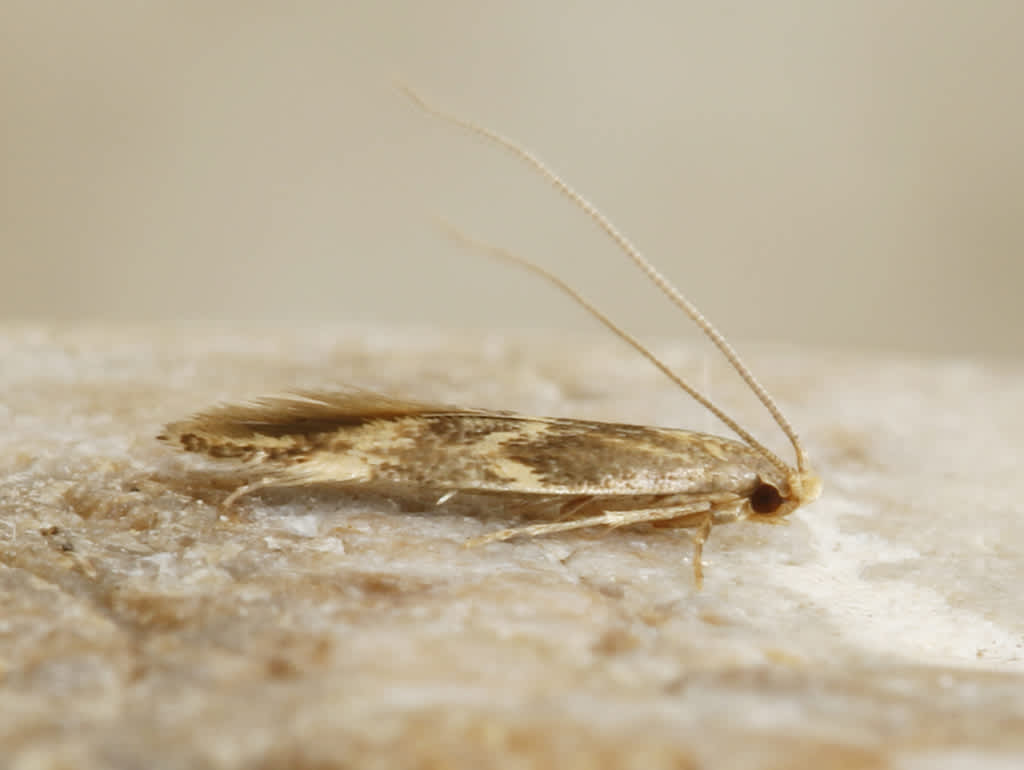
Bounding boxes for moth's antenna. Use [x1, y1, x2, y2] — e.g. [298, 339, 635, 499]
[437, 218, 790, 477]
[400, 85, 811, 476]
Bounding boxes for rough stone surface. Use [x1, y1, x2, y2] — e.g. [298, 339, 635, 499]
[1, 323, 1022, 770]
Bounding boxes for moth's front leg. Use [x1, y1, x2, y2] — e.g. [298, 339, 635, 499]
[465, 501, 709, 579]
[221, 474, 305, 510]
[650, 499, 746, 588]
[467, 500, 711, 545]
[466, 497, 755, 588]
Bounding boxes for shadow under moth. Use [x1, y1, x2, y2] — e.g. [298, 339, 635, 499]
[159, 88, 822, 587]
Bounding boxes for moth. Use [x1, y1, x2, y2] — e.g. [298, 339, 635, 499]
[159, 88, 821, 587]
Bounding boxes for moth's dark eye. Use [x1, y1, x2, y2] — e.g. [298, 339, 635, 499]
[750, 482, 784, 514]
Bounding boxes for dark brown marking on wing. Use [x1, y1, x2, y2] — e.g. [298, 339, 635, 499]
[169, 430, 355, 462]
[499, 420, 776, 495]
[420, 415, 519, 444]
[370, 416, 521, 487]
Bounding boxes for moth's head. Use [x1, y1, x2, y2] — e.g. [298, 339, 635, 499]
[747, 463, 822, 522]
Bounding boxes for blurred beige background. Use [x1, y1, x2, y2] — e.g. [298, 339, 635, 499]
[2, 1, 1021, 355]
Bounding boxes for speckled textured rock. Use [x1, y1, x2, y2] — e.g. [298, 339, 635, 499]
[1, 324, 1022, 770]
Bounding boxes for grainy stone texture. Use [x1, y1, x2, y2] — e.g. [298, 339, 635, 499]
[1, 323, 1022, 770]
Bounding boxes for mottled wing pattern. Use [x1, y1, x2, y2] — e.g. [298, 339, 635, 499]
[160, 390, 782, 499]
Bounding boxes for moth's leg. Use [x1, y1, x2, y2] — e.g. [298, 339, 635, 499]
[497, 495, 590, 521]
[435, 490, 459, 506]
[221, 475, 308, 510]
[691, 512, 713, 590]
[557, 495, 597, 521]
[466, 501, 711, 546]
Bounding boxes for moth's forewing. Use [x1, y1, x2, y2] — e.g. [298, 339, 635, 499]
[160, 391, 788, 505]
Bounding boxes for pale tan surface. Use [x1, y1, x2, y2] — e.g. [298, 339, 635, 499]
[1, 324, 1022, 769]
[2, 2, 1023, 354]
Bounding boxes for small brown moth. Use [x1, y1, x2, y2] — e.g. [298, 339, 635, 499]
[159, 88, 821, 587]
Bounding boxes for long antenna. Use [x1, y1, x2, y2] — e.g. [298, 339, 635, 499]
[401, 85, 810, 476]
[437, 219, 790, 476]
